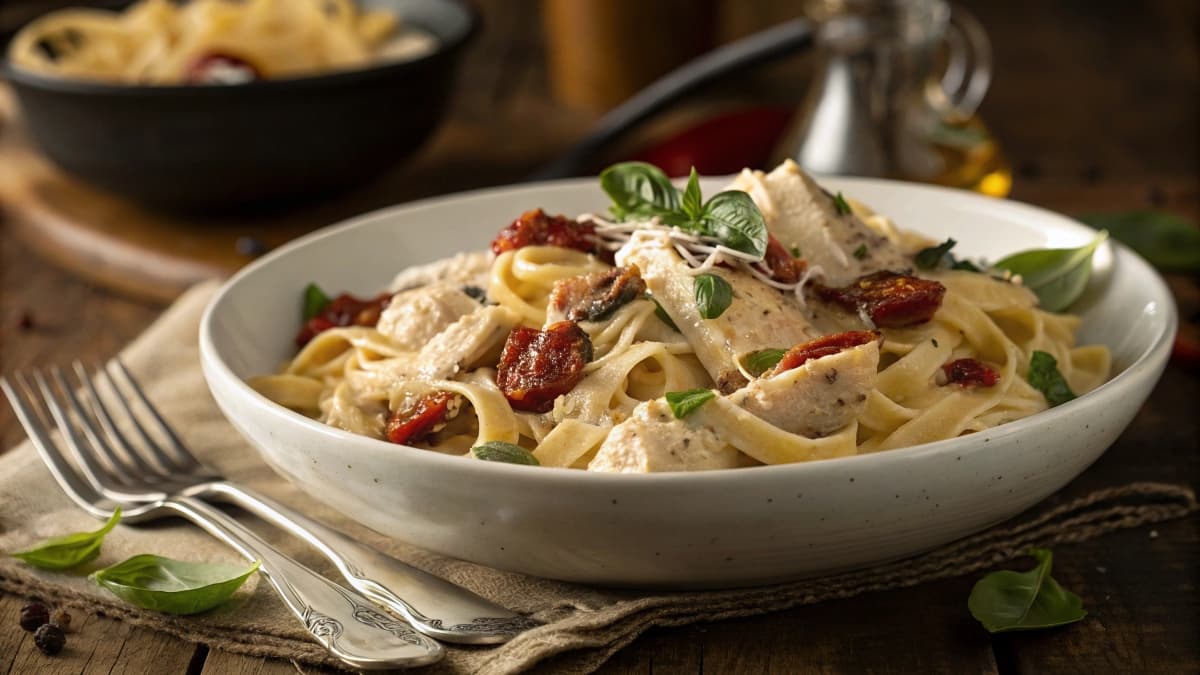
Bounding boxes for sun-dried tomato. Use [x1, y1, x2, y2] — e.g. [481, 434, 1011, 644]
[941, 358, 999, 387]
[769, 330, 882, 376]
[813, 271, 946, 328]
[386, 391, 462, 445]
[763, 234, 803, 284]
[295, 292, 391, 347]
[185, 52, 261, 84]
[497, 321, 593, 412]
[549, 265, 647, 322]
[491, 208, 598, 256]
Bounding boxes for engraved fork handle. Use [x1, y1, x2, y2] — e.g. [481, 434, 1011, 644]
[197, 481, 537, 644]
[163, 495, 444, 670]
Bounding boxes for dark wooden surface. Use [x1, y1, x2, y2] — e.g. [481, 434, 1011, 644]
[1, 0, 1197, 673]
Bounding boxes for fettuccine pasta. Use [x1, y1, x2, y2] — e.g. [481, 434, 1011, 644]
[250, 161, 1110, 473]
[9, 0, 437, 84]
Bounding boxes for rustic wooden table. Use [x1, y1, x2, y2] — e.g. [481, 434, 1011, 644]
[1, 1, 1196, 673]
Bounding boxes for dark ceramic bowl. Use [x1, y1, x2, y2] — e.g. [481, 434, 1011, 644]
[2, 0, 477, 212]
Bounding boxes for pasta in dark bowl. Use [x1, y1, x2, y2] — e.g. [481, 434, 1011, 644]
[1, 0, 476, 211]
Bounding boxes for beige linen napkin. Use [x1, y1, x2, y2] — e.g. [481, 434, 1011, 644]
[0, 282, 1195, 674]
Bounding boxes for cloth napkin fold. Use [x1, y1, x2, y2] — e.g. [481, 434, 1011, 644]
[0, 282, 1195, 674]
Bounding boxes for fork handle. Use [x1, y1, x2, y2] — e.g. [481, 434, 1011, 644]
[200, 481, 536, 644]
[162, 496, 444, 670]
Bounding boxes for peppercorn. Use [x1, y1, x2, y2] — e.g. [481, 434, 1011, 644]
[51, 609, 72, 631]
[34, 623, 66, 655]
[19, 602, 49, 632]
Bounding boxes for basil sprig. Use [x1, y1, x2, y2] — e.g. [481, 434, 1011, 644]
[1027, 351, 1077, 407]
[694, 273, 733, 320]
[994, 231, 1108, 312]
[742, 349, 787, 377]
[470, 441, 540, 466]
[665, 388, 716, 419]
[600, 163, 768, 259]
[968, 548, 1086, 633]
[302, 282, 331, 320]
[915, 238, 959, 270]
[1076, 211, 1200, 272]
[91, 554, 260, 615]
[10, 508, 121, 570]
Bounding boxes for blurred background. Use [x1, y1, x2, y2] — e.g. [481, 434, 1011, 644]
[0, 0, 1195, 303]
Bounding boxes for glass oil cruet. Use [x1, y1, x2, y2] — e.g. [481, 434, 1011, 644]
[775, 0, 1012, 197]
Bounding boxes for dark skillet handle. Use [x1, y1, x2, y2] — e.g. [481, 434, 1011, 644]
[528, 18, 816, 182]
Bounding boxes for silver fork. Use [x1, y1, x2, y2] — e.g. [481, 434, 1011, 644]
[3, 361, 538, 645]
[2, 369, 443, 670]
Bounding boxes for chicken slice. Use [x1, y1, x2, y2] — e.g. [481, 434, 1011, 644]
[618, 231, 815, 391]
[376, 282, 482, 350]
[417, 305, 520, 380]
[727, 339, 880, 438]
[728, 160, 910, 286]
[588, 399, 739, 473]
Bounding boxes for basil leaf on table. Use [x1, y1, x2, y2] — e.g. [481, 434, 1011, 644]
[90, 554, 260, 615]
[470, 441, 540, 466]
[1076, 211, 1200, 272]
[1027, 350, 1077, 407]
[742, 349, 787, 377]
[600, 162, 681, 221]
[694, 273, 733, 319]
[10, 507, 121, 570]
[968, 548, 1086, 633]
[302, 283, 330, 321]
[915, 238, 958, 270]
[665, 388, 716, 419]
[700, 191, 768, 259]
[993, 231, 1108, 312]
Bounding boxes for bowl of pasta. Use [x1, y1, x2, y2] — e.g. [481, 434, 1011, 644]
[2, 0, 476, 211]
[200, 162, 1176, 587]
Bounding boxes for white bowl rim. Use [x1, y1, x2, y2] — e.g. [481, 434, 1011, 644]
[199, 175, 1179, 488]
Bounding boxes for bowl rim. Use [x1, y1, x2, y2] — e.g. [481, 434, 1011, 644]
[0, 0, 479, 96]
[199, 175, 1179, 488]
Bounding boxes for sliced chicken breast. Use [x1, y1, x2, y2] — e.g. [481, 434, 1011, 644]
[376, 282, 482, 350]
[588, 399, 739, 473]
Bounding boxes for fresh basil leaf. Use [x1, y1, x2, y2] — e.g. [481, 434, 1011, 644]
[470, 441, 540, 466]
[694, 273, 733, 320]
[650, 297, 679, 331]
[994, 231, 1108, 312]
[1076, 211, 1200, 272]
[1027, 350, 1077, 407]
[968, 548, 1086, 633]
[91, 554, 259, 615]
[915, 238, 958, 270]
[10, 508, 121, 570]
[701, 191, 768, 259]
[833, 191, 852, 216]
[952, 259, 982, 273]
[681, 167, 704, 223]
[743, 349, 787, 377]
[599, 162, 680, 221]
[302, 283, 330, 321]
[664, 388, 715, 419]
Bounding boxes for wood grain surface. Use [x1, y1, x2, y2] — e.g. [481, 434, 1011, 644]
[1, 0, 1197, 673]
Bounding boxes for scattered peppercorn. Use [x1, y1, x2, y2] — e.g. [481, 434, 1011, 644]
[51, 609, 72, 631]
[19, 602, 49, 632]
[34, 623, 66, 655]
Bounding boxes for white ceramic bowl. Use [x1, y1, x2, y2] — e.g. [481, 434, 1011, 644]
[200, 177, 1176, 588]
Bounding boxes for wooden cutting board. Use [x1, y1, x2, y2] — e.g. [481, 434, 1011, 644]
[0, 85, 595, 303]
